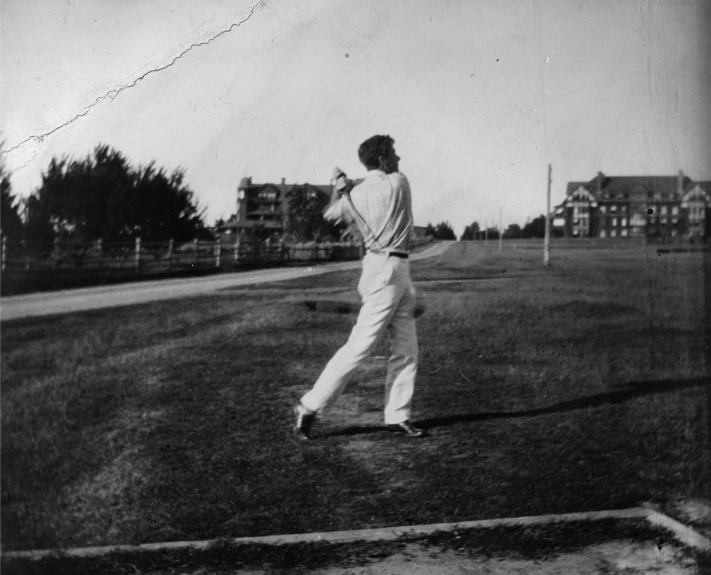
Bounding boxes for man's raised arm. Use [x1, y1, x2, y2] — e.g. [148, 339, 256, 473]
[323, 167, 362, 223]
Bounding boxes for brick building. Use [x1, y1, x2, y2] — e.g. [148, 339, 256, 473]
[552, 171, 710, 239]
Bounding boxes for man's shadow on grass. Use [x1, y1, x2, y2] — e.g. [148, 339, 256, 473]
[326, 377, 708, 437]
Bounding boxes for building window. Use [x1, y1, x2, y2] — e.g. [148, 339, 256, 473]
[672, 206, 679, 215]
[600, 230, 606, 238]
[600, 206, 606, 214]
[621, 218, 627, 226]
[610, 230, 617, 238]
[688, 203, 706, 224]
[612, 218, 617, 226]
[621, 205, 627, 212]
[661, 205, 668, 215]
[621, 229, 628, 237]
[611, 205, 617, 212]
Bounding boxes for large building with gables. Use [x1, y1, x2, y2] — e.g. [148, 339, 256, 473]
[216, 176, 430, 244]
[552, 171, 711, 239]
[219, 177, 332, 237]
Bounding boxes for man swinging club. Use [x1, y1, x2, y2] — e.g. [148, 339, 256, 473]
[293, 134, 426, 440]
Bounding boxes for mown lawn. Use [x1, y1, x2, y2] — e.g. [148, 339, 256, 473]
[1, 241, 709, 550]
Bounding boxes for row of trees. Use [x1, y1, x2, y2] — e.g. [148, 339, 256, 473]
[459, 216, 547, 240]
[425, 216, 548, 241]
[1, 144, 210, 247]
[423, 221, 457, 240]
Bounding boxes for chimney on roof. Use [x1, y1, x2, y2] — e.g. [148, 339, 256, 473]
[677, 169, 684, 196]
[597, 172, 605, 194]
[281, 178, 286, 185]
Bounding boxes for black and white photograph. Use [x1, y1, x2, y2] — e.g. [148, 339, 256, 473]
[1, 0, 710, 572]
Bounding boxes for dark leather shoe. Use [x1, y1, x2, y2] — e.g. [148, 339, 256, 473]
[294, 406, 315, 441]
[386, 421, 427, 437]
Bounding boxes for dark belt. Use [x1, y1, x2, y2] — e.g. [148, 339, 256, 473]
[368, 250, 409, 259]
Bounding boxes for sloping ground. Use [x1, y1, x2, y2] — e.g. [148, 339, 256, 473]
[2, 515, 708, 574]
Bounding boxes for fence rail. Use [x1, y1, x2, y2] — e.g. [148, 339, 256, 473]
[0, 237, 366, 274]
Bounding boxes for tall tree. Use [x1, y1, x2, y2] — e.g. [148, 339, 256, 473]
[460, 221, 480, 240]
[0, 149, 24, 241]
[485, 226, 500, 239]
[503, 223, 522, 239]
[434, 221, 456, 240]
[522, 215, 546, 238]
[286, 184, 343, 241]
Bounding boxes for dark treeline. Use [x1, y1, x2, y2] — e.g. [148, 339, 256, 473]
[1, 144, 210, 247]
[423, 216, 547, 241]
[424, 221, 457, 240]
[458, 216, 547, 240]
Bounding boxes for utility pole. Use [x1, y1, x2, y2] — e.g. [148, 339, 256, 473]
[499, 207, 503, 252]
[544, 164, 552, 266]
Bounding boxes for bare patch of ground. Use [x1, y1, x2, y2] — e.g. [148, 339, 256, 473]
[310, 539, 697, 575]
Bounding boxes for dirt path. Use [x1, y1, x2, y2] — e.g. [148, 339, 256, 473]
[0, 242, 453, 321]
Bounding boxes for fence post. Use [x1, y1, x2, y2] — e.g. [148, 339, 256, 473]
[96, 238, 103, 268]
[279, 238, 286, 262]
[1, 235, 5, 272]
[135, 237, 141, 270]
[168, 239, 174, 270]
[25, 240, 30, 271]
[234, 237, 240, 262]
[215, 237, 221, 268]
[50, 236, 59, 268]
[194, 238, 199, 266]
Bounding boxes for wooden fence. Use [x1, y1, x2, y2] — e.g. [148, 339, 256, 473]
[0, 237, 365, 274]
[0, 237, 367, 295]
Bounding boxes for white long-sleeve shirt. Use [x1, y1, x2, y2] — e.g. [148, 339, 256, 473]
[324, 169, 413, 253]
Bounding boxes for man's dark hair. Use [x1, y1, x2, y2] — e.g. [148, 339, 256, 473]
[358, 135, 394, 170]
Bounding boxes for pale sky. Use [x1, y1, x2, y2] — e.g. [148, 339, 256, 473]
[2, 0, 710, 234]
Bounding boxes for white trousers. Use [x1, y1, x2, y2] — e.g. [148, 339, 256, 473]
[300, 252, 418, 424]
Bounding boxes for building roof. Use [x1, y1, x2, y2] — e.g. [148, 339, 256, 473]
[239, 178, 331, 198]
[565, 173, 698, 203]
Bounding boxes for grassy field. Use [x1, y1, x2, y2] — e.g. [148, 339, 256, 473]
[1, 241, 709, 551]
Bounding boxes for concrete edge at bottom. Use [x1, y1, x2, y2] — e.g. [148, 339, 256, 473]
[3, 506, 708, 561]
